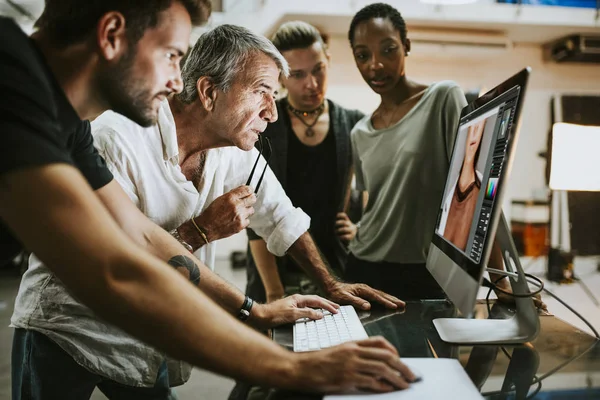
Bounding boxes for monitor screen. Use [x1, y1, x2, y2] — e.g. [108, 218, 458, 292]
[426, 68, 530, 318]
[436, 89, 519, 263]
[433, 84, 523, 281]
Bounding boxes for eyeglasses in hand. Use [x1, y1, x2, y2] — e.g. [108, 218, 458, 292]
[245, 135, 272, 194]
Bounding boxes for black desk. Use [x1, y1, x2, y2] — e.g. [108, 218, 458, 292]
[265, 300, 600, 400]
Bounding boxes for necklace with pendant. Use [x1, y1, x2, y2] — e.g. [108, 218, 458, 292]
[287, 102, 325, 137]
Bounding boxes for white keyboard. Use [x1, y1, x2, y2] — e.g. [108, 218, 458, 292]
[293, 305, 368, 352]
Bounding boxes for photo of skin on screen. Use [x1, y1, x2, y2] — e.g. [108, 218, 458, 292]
[436, 107, 501, 261]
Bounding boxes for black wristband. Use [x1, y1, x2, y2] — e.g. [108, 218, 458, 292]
[238, 296, 254, 322]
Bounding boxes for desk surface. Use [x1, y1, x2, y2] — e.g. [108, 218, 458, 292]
[268, 300, 600, 400]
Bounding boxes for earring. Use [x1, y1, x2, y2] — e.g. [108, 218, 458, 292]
[406, 51, 411, 56]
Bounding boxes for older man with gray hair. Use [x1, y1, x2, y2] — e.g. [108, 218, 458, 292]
[11, 25, 413, 398]
[93, 25, 403, 311]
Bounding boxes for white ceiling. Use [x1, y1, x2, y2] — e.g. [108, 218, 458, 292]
[279, 13, 600, 45]
[0, 0, 223, 19]
[1, 0, 598, 45]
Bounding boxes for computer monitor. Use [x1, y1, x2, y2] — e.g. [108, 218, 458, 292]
[426, 67, 540, 344]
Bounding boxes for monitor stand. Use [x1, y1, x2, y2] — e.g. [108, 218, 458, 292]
[433, 213, 540, 344]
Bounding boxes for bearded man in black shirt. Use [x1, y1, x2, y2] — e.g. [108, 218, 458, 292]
[0, 2, 415, 398]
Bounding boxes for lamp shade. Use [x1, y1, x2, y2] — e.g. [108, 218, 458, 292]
[549, 122, 600, 191]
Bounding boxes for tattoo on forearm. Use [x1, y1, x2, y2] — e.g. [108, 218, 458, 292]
[168, 255, 201, 286]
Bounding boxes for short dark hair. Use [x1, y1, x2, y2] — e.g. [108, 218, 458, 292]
[348, 3, 407, 47]
[36, 0, 211, 47]
[271, 21, 328, 53]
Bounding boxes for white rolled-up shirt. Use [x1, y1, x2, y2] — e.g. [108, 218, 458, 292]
[10, 100, 311, 388]
[92, 100, 311, 269]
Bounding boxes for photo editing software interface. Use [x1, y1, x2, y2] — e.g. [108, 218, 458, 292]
[436, 89, 520, 264]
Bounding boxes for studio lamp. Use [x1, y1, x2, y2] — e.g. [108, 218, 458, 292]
[548, 122, 600, 282]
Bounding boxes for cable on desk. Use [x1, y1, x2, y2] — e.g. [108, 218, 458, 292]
[525, 378, 543, 400]
[482, 271, 600, 399]
[483, 273, 600, 340]
[481, 377, 542, 400]
[483, 271, 598, 398]
[482, 271, 544, 359]
[481, 337, 598, 399]
[482, 275, 543, 398]
[483, 273, 544, 298]
[519, 254, 600, 310]
[541, 286, 600, 340]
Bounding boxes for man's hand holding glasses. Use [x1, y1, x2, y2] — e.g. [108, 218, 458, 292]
[187, 185, 257, 246]
[177, 136, 271, 250]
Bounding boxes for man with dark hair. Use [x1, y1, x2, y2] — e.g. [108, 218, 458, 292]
[1, 0, 207, 355]
[32, 0, 210, 127]
[11, 23, 337, 399]
[35, 0, 210, 44]
[1, 2, 415, 398]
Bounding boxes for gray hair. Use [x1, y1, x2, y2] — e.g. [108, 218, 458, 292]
[178, 24, 289, 104]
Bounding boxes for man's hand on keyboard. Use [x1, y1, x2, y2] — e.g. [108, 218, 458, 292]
[250, 294, 339, 329]
[324, 282, 405, 310]
[294, 336, 416, 393]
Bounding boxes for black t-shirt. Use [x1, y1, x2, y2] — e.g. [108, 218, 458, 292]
[286, 124, 338, 270]
[0, 17, 113, 263]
